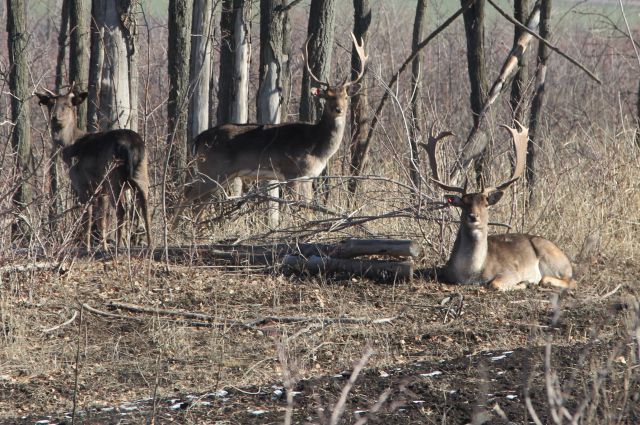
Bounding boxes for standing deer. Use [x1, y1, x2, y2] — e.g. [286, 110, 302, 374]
[36, 84, 152, 248]
[423, 124, 576, 291]
[175, 33, 367, 221]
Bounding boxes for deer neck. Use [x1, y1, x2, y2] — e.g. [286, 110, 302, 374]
[52, 124, 85, 149]
[313, 111, 346, 159]
[445, 222, 489, 283]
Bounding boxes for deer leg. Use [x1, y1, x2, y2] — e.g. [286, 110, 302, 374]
[85, 202, 93, 249]
[489, 274, 527, 291]
[540, 276, 577, 290]
[99, 194, 110, 250]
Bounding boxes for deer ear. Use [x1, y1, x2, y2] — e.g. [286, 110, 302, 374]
[36, 93, 51, 106]
[445, 195, 463, 207]
[71, 91, 88, 105]
[487, 190, 504, 206]
[310, 87, 326, 98]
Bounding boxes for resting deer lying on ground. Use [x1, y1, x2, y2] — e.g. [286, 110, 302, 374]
[174, 33, 368, 222]
[36, 84, 152, 249]
[423, 124, 576, 291]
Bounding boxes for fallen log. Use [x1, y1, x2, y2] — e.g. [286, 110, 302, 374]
[282, 255, 413, 283]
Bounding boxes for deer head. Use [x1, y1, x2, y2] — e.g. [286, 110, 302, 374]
[36, 82, 88, 148]
[423, 123, 529, 237]
[303, 32, 368, 119]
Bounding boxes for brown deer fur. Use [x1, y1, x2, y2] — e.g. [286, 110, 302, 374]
[36, 87, 151, 248]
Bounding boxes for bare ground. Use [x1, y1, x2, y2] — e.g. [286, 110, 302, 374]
[0, 251, 638, 424]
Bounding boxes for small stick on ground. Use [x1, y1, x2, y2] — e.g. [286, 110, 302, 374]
[43, 310, 78, 333]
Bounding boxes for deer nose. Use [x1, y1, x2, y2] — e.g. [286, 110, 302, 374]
[468, 213, 479, 223]
[335, 106, 343, 114]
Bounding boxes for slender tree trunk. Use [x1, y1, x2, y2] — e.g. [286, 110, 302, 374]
[55, 0, 70, 92]
[189, 0, 214, 142]
[527, 0, 551, 205]
[299, 0, 336, 122]
[231, 0, 251, 124]
[257, 0, 291, 226]
[7, 0, 33, 239]
[636, 80, 640, 147]
[87, 0, 104, 131]
[409, 0, 427, 195]
[167, 0, 193, 187]
[257, 0, 290, 125]
[510, 0, 529, 124]
[88, 0, 137, 131]
[69, 0, 90, 131]
[347, 0, 371, 194]
[460, 0, 488, 185]
[217, 0, 234, 123]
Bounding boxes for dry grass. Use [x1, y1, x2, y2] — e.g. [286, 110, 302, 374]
[1, 1, 640, 423]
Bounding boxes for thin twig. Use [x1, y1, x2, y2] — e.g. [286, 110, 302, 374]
[43, 310, 78, 333]
[330, 347, 375, 425]
[487, 0, 601, 84]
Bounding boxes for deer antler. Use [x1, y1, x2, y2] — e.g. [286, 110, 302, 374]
[343, 32, 368, 88]
[303, 36, 330, 88]
[484, 122, 529, 193]
[420, 123, 464, 194]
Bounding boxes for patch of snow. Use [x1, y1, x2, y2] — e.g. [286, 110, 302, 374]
[420, 370, 443, 377]
[490, 355, 507, 361]
[506, 394, 518, 400]
[250, 410, 269, 416]
[412, 400, 425, 404]
[35, 421, 50, 425]
[170, 402, 186, 410]
[119, 404, 138, 412]
[214, 389, 229, 398]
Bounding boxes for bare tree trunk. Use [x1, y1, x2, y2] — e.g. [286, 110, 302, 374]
[7, 0, 33, 240]
[510, 0, 529, 124]
[408, 0, 427, 195]
[217, 0, 233, 123]
[188, 0, 214, 142]
[636, 80, 640, 147]
[257, 0, 291, 227]
[69, 0, 90, 131]
[347, 0, 371, 194]
[55, 0, 70, 92]
[299, 0, 336, 122]
[231, 0, 251, 124]
[460, 0, 488, 186]
[257, 0, 290, 125]
[167, 0, 193, 187]
[89, 0, 137, 131]
[527, 0, 551, 205]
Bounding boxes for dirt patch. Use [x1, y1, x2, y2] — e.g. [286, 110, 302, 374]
[0, 255, 639, 424]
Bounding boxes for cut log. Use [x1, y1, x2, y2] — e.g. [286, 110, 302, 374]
[331, 239, 420, 258]
[282, 255, 413, 283]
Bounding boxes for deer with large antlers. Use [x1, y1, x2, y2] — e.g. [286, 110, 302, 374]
[36, 84, 152, 249]
[175, 33, 368, 221]
[423, 124, 576, 291]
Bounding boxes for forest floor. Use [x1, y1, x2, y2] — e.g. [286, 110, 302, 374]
[0, 247, 638, 424]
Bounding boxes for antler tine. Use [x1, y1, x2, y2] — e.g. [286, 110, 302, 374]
[419, 123, 465, 194]
[344, 32, 369, 88]
[486, 122, 529, 193]
[67, 81, 76, 95]
[303, 35, 330, 88]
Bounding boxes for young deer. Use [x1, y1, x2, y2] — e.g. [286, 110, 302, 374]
[36, 84, 152, 248]
[424, 124, 576, 291]
[175, 33, 367, 220]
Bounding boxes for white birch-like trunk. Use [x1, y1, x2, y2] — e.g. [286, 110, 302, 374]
[97, 0, 133, 130]
[230, 1, 251, 123]
[189, 0, 214, 141]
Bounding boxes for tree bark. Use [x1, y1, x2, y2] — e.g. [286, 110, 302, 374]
[527, 0, 551, 205]
[7, 0, 33, 239]
[460, 0, 488, 185]
[257, 0, 291, 226]
[257, 0, 290, 125]
[510, 0, 529, 124]
[69, 0, 90, 131]
[231, 0, 251, 124]
[167, 0, 193, 187]
[347, 0, 371, 194]
[188, 0, 215, 142]
[217, 0, 234, 124]
[55, 0, 70, 92]
[88, 0, 138, 131]
[299, 0, 336, 123]
[409, 0, 427, 195]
